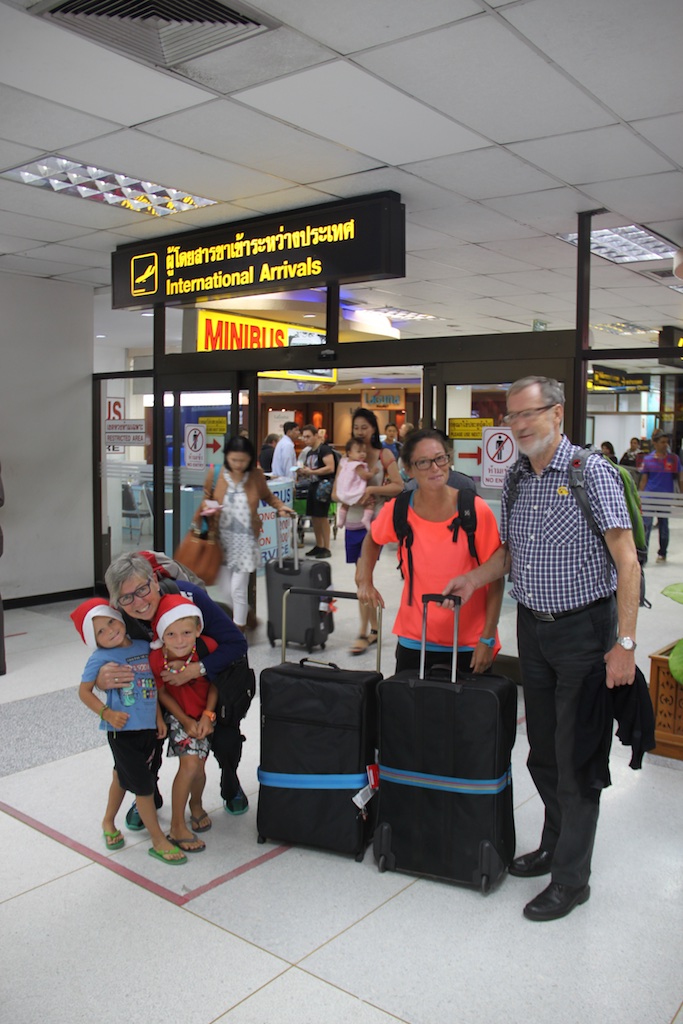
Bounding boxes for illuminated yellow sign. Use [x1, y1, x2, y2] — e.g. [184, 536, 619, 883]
[197, 310, 326, 353]
[198, 416, 227, 434]
[112, 193, 405, 309]
[448, 418, 494, 439]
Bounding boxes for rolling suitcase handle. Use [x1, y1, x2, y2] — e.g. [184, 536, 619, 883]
[276, 512, 299, 571]
[420, 593, 461, 683]
[283, 588, 382, 671]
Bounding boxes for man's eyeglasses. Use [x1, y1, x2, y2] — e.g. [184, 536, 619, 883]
[412, 453, 451, 471]
[502, 404, 556, 426]
[118, 581, 152, 607]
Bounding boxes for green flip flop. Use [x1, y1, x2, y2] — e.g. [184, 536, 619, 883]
[103, 829, 125, 851]
[148, 845, 187, 866]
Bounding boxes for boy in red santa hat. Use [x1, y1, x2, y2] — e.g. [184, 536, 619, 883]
[72, 597, 186, 865]
[149, 595, 219, 853]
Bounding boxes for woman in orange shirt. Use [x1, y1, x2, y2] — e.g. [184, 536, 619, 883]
[356, 429, 504, 675]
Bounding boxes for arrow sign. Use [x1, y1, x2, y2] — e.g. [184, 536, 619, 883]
[460, 447, 482, 464]
[207, 438, 222, 453]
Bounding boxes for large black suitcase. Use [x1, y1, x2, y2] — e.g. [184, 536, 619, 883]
[373, 594, 517, 893]
[258, 590, 382, 860]
[266, 516, 333, 652]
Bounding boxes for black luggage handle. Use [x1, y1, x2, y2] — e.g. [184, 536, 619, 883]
[420, 593, 461, 684]
[282, 588, 382, 670]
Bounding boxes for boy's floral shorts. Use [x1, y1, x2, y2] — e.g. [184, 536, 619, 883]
[165, 713, 211, 760]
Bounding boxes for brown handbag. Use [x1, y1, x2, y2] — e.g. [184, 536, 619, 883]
[173, 517, 222, 586]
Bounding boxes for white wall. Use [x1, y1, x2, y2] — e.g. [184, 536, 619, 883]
[0, 274, 94, 599]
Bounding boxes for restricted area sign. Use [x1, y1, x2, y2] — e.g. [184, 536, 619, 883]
[481, 427, 517, 488]
[184, 423, 207, 469]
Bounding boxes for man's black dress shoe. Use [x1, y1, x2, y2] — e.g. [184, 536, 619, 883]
[508, 848, 553, 877]
[523, 882, 590, 922]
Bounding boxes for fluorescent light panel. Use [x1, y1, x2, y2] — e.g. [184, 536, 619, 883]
[557, 225, 676, 264]
[0, 156, 216, 218]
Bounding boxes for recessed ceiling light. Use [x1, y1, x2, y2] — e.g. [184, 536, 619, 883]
[557, 225, 676, 264]
[95, 334, 106, 338]
[365, 307, 441, 321]
[141, 312, 154, 317]
[0, 155, 216, 218]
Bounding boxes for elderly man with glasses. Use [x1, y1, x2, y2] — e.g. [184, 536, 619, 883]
[96, 554, 249, 826]
[444, 375, 641, 922]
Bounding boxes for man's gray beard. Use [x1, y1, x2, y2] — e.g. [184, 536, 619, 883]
[517, 426, 556, 461]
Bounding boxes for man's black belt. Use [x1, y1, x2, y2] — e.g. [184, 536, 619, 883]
[525, 595, 614, 623]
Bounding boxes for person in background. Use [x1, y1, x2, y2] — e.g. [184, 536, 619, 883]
[203, 435, 295, 630]
[271, 421, 300, 478]
[638, 428, 683, 563]
[619, 437, 642, 468]
[258, 433, 279, 474]
[382, 423, 401, 460]
[398, 422, 415, 481]
[347, 407, 403, 654]
[356, 429, 503, 675]
[600, 441, 618, 463]
[442, 375, 640, 923]
[297, 424, 336, 558]
[334, 437, 374, 532]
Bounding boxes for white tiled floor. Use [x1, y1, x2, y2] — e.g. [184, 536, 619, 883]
[1, 524, 683, 1024]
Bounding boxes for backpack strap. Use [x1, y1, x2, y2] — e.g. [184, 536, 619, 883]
[449, 487, 479, 564]
[568, 447, 615, 590]
[392, 490, 414, 605]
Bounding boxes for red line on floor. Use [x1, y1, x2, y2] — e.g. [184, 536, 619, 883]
[0, 798, 289, 905]
[5, 632, 27, 638]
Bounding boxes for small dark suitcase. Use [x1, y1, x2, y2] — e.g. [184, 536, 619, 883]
[373, 594, 517, 893]
[258, 590, 382, 860]
[266, 516, 333, 652]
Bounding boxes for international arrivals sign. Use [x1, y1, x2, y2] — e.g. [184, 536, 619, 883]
[111, 192, 405, 310]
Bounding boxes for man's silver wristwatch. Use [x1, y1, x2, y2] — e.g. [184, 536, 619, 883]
[198, 661, 207, 676]
[616, 636, 637, 651]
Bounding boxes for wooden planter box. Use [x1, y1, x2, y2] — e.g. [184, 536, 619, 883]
[649, 644, 683, 760]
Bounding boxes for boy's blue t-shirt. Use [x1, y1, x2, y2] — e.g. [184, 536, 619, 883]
[81, 640, 157, 732]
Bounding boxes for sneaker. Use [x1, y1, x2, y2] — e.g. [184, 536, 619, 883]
[224, 788, 249, 815]
[125, 801, 145, 832]
[315, 548, 331, 559]
[305, 546, 321, 557]
[656, 555, 667, 562]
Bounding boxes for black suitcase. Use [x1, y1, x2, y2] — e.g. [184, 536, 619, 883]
[266, 516, 333, 652]
[373, 594, 517, 893]
[257, 590, 382, 860]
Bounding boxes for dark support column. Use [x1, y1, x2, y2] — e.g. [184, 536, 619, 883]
[326, 281, 340, 349]
[152, 306, 166, 552]
[573, 209, 606, 443]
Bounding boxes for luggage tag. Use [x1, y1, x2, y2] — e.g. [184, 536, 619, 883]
[352, 763, 380, 813]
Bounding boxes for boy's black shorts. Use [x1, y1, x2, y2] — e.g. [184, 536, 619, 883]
[108, 730, 157, 796]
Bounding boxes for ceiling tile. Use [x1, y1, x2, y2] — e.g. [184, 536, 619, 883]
[0, 139, 44, 172]
[246, 0, 478, 53]
[0, 4, 213, 124]
[235, 62, 489, 164]
[509, 125, 674, 184]
[355, 17, 614, 142]
[414, 245, 533, 275]
[579, 171, 683, 224]
[480, 235, 579, 270]
[232, 187, 339, 215]
[176, 26, 335, 93]
[0, 178, 141, 230]
[409, 202, 540, 243]
[0, 84, 122, 150]
[483, 187, 602, 234]
[0, 209, 100, 243]
[139, 99, 382, 182]
[63, 130, 294, 202]
[633, 113, 683, 167]
[502, 0, 683, 121]
[405, 147, 559, 199]
[0, 253, 88, 276]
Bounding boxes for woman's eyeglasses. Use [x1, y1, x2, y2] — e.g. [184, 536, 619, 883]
[412, 453, 450, 471]
[118, 581, 152, 607]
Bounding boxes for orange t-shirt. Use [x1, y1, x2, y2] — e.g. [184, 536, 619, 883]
[371, 494, 502, 652]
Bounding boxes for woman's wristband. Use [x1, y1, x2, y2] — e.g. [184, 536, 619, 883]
[99, 705, 107, 720]
[479, 636, 495, 648]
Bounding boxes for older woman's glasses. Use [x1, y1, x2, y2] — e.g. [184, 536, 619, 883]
[118, 581, 152, 607]
[412, 453, 450, 471]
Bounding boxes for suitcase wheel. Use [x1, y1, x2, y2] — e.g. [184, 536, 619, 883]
[480, 874, 490, 895]
[267, 621, 275, 647]
[377, 854, 388, 873]
[257, 834, 266, 845]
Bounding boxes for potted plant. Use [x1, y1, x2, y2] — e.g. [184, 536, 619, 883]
[648, 584, 683, 760]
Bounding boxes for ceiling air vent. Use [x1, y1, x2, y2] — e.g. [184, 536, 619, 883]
[32, 0, 273, 68]
[638, 267, 677, 284]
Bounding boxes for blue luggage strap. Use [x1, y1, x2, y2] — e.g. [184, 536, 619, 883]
[378, 764, 512, 795]
[258, 769, 368, 790]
